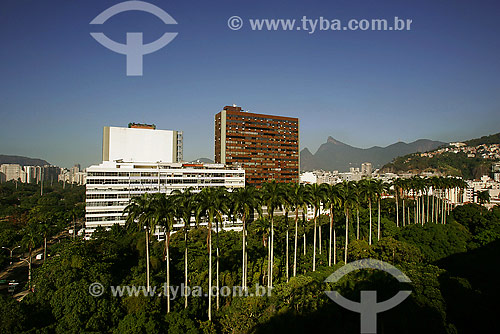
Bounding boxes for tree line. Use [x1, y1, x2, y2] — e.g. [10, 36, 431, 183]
[123, 176, 469, 321]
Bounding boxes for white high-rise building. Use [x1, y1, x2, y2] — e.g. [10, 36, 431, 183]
[103, 124, 183, 163]
[85, 124, 243, 237]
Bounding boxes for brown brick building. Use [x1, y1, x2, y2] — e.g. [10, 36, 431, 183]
[215, 105, 299, 186]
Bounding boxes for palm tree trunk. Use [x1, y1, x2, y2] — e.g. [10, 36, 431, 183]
[293, 208, 298, 277]
[146, 228, 150, 292]
[426, 194, 430, 224]
[344, 210, 349, 263]
[402, 198, 406, 226]
[286, 228, 289, 282]
[166, 232, 171, 313]
[285, 211, 289, 282]
[270, 215, 274, 287]
[208, 221, 212, 321]
[369, 199, 372, 245]
[333, 228, 337, 265]
[329, 206, 333, 267]
[216, 221, 220, 310]
[356, 207, 360, 239]
[377, 198, 381, 240]
[242, 216, 246, 290]
[184, 229, 188, 308]
[395, 192, 399, 227]
[267, 234, 271, 286]
[313, 211, 317, 272]
[319, 224, 322, 255]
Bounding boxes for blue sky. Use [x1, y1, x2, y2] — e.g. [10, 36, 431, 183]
[0, 0, 499, 168]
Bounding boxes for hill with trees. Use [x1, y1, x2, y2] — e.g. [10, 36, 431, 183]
[0, 155, 50, 166]
[381, 132, 500, 178]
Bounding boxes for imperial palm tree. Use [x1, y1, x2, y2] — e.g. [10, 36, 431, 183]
[231, 186, 262, 290]
[289, 183, 310, 277]
[394, 178, 406, 227]
[324, 183, 341, 266]
[195, 187, 229, 320]
[171, 188, 196, 308]
[124, 193, 156, 293]
[359, 179, 376, 244]
[307, 183, 327, 271]
[280, 183, 293, 282]
[373, 180, 387, 241]
[151, 192, 176, 313]
[339, 181, 356, 263]
[260, 181, 284, 287]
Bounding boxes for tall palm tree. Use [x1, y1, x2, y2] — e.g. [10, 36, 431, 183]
[195, 187, 229, 320]
[280, 183, 293, 282]
[393, 179, 403, 227]
[124, 193, 156, 292]
[372, 180, 387, 241]
[260, 181, 284, 287]
[307, 183, 327, 272]
[171, 188, 196, 309]
[151, 193, 176, 313]
[231, 186, 262, 290]
[289, 183, 310, 276]
[339, 181, 357, 263]
[324, 183, 341, 266]
[359, 179, 376, 244]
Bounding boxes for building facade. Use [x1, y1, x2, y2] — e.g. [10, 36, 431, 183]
[85, 161, 245, 236]
[0, 164, 26, 183]
[215, 105, 299, 186]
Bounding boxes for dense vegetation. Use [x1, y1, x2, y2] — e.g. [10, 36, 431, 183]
[382, 152, 493, 179]
[0, 182, 85, 268]
[464, 132, 500, 146]
[1, 180, 498, 333]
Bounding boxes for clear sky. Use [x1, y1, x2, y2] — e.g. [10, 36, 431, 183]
[1, 0, 499, 168]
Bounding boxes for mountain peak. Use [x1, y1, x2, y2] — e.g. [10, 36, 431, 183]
[326, 136, 346, 145]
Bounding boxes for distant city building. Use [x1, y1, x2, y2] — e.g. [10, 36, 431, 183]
[85, 161, 244, 237]
[58, 164, 87, 185]
[361, 162, 373, 176]
[215, 105, 299, 186]
[0, 164, 26, 182]
[103, 125, 183, 163]
[300, 172, 317, 184]
[24, 166, 42, 184]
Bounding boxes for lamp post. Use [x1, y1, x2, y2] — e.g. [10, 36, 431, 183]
[20, 257, 32, 291]
[2, 245, 21, 265]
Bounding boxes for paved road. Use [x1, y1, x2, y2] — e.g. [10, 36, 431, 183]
[0, 230, 72, 299]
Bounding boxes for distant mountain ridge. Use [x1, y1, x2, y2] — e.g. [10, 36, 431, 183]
[0, 154, 50, 166]
[301, 137, 445, 172]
